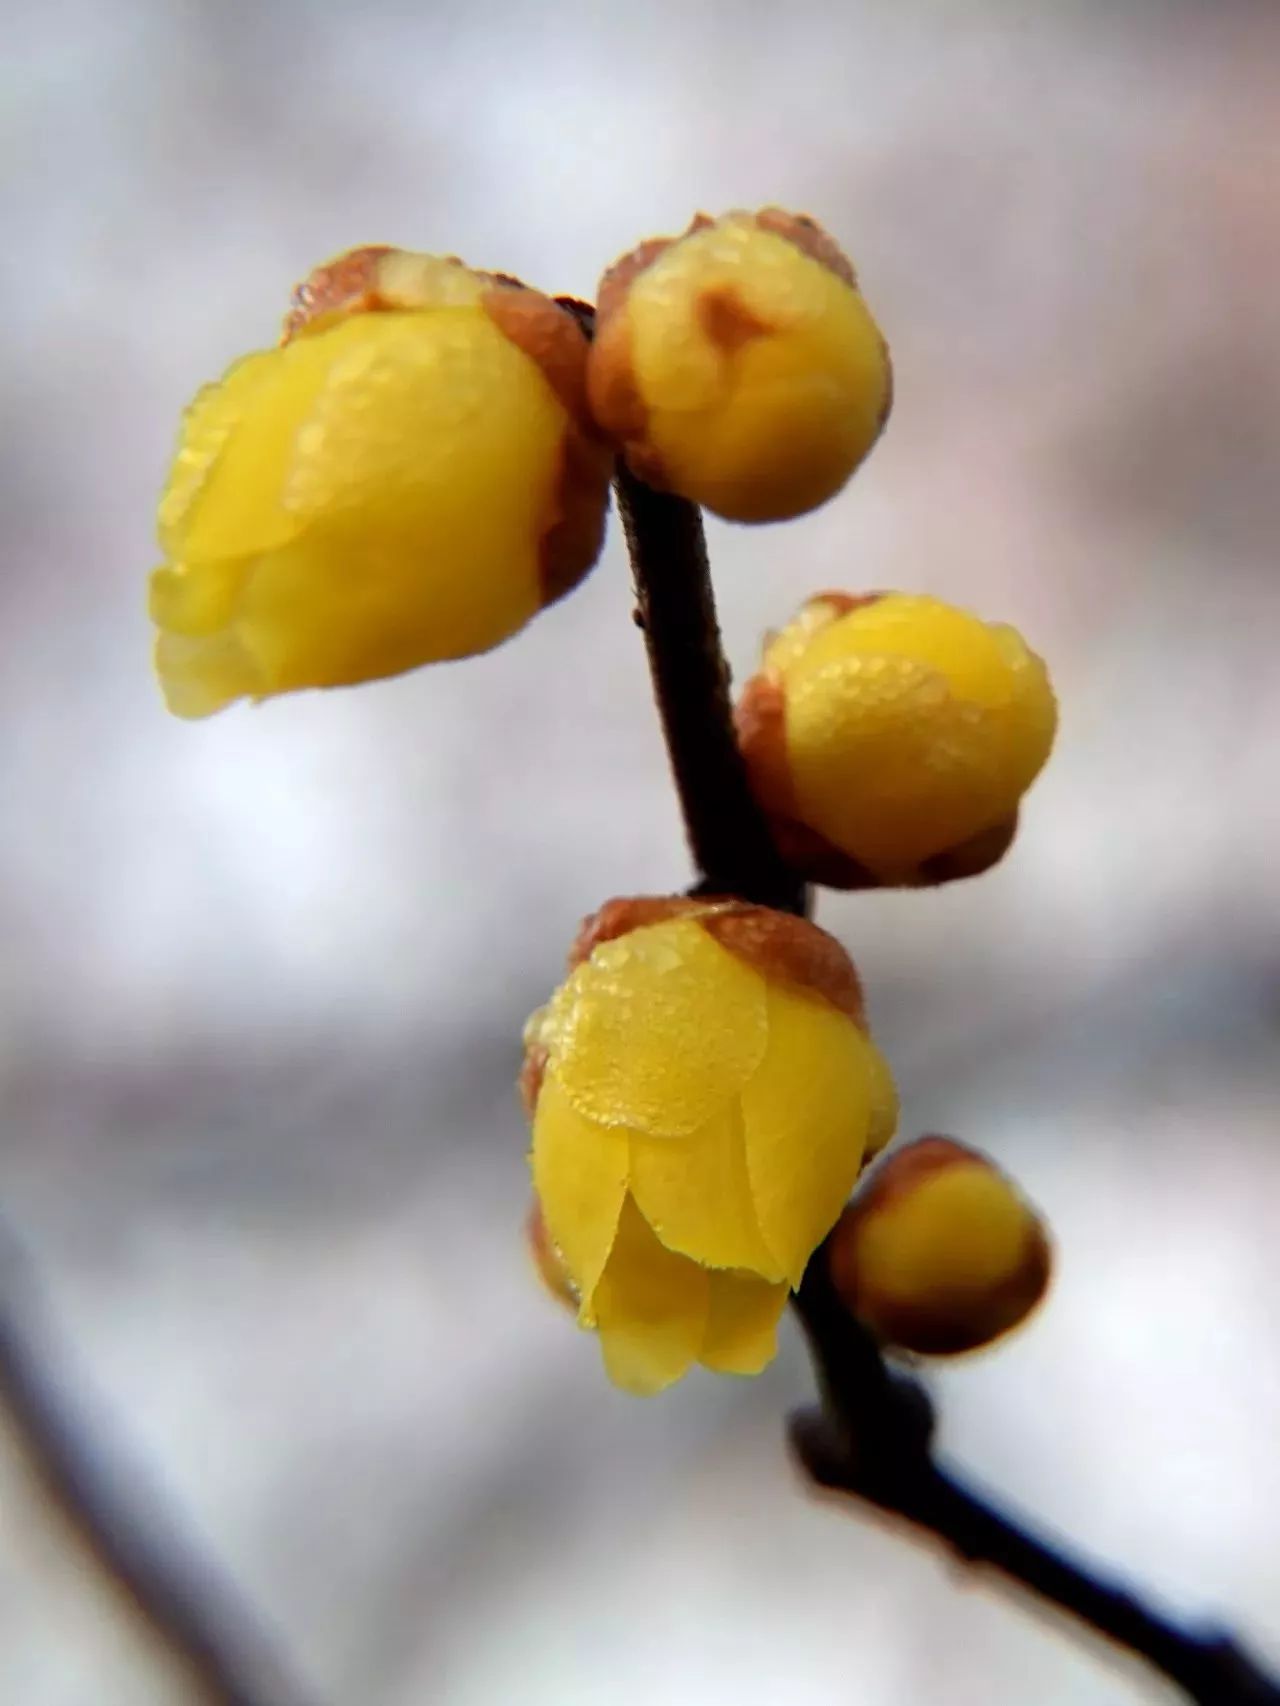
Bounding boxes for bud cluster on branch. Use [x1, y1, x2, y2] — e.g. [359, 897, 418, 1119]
[142, 206, 1276, 1706]
[150, 207, 1057, 1386]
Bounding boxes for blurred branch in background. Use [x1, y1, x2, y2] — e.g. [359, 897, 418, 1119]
[0, 1219, 324, 1706]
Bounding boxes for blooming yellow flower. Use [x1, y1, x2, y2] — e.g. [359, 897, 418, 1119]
[736, 592, 1057, 887]
[523, 896, 897, 1394]
[828, 1136, 1052, 1355]
[587, 209, 891, 523]
[150, 248, 613, 717]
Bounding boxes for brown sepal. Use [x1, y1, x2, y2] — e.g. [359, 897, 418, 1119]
[699, 906, 866, 1027]
[584, 301, 665, 486]
[754, 208, 858, 289]
[917, 814, 1019, 885]
[480, 286, 596, 427]
[537, 428, 613, 606]
[519, 1041, 549, 1119]
[526, 1201, 579, 1310]
[734, 674, 797, 818]
[696, 285, 772, 354]
[481, 287, 614, 607]
[565, 894, 865, 1026]
[567, 895, 710, 971]
[281, 245, 396, 343]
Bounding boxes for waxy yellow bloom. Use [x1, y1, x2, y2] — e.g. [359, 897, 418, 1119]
[150, 248, 612, 717]
[828, 1137, 1052, 1356]
[523, 896, 897, 1394]
[587, 209, 891, 523]
[736, 592, 1057, 887]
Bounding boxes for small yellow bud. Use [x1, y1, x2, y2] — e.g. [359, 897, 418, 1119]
[587, 210, 891, 523]
[828, 1137, 1051, 1355]
[150, 247, 612, 717]
[523, 895, 897, 1394]
[736, 592, 1057, 886]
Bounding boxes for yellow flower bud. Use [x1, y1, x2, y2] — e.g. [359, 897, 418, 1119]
[828, 1136, 1052, 1355]
[587, 210, 891, 523]
[524, 895, 897, 1394]
[736, 592, 1057, 886]
[150, 248, 613, 717]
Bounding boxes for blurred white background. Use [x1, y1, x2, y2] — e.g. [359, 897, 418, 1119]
[2, 1, 1279, 1701]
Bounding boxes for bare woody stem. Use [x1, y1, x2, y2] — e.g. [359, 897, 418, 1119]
[613, 462, 806, 915]
[0, 1223, 323, 1706]
[614, 461, 1280, 1706]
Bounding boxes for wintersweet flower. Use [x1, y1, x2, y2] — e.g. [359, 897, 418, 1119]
[828, 1137, 1052, 1355]
[150, 247, 612, 717]
[523, 896, 897, 1394]
[587, 209, 891, 523]
[736, 591, 1057, 887]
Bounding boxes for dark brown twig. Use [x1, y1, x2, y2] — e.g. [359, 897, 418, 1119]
[616, 460, 1280, 1704]
[613, 460, 806, 915]
[0, 1222, 324, 1706]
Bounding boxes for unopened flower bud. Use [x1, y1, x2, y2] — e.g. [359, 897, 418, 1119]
[523, 894, 897, 1393]
[150, 247, 612, 717]
[736, 592, 1057, 887]
[828, 1136, 1051, 1355]
[587, 209, 891, 523]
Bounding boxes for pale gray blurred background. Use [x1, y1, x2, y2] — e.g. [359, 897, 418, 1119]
[2, 1, 1279, 1701]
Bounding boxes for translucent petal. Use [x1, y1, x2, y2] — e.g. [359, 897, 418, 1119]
[628, 1101, 781, 1278]
[699, 1272, 789, 1375]
[530, 1070, 630, 1325]
[158, 347, 328, 564]
[279, 312, 562, 534]
[740, 985, 870, 1287]
[593, 1198, 710, 1395]
[154, 629, 260, 721]
[148, 557, 250, 639]
[546, 919, 768, 1138]
[792, 595, 1019, 707]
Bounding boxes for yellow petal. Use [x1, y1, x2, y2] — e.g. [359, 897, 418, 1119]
[628, 1102, 781, 1278]
[593, 1198, 710, 1395]
[158, 346, 329, 564]
[545, 919, 768, 1137]
[530, 1070, 630, 1325]
[154, 629, 260, 721]
[785, 653, 1005, 872]
[699, 1272, 789, 1375]
[231, 520, 537, 692]
[148, 557, 250, 639]
[788, 594, 1020, 707]
[739, 984, 870, 1286]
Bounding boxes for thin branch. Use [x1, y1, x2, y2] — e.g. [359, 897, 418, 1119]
[792, 1254, 1280, 1706]
[616, 465, 1280, 1704]
[0, 1221, 325, 1706]
[612, 461, 806, 914]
